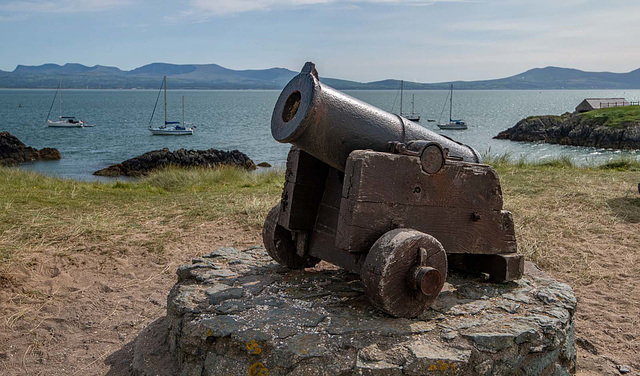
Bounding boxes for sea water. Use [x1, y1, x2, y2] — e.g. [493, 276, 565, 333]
[1, 88, 639, 180]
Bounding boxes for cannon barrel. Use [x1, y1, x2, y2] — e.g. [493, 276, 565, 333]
[271, 62, 481, 171]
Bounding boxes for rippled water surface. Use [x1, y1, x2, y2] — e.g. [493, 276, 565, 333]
[2, 88, 639, 180]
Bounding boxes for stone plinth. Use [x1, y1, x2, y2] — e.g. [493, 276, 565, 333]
[143, 246, 576, 375]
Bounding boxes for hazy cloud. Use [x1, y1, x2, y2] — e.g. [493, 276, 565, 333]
[187, 0, 472, 16]
[0, 0, 130, 14]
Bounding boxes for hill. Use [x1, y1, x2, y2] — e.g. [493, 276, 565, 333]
[456, 66, 640, 89]
[0, 62, 301, 89]
[1, 63, 640, 90]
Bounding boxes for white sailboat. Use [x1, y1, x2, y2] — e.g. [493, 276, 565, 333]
[148, 76, 194, 136]
[397, 80, 420, 122]
[45, 83, 86, 128]
[437, 84, 467, 130]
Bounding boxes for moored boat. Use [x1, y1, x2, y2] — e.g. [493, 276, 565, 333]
[46, 117, 85, 128]
[148, 76, 194, 136]
[45, 83, 87, 128]
[396, 80, 421, 122]
[437, 84, 467, 130]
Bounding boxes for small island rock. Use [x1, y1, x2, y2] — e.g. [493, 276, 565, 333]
[495, 113, 640, 149]
[94, 147, 256, 177]
[0, 131, 61, 165]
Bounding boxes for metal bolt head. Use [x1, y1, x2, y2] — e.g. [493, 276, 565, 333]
[415, 267, 442, 297]
[420, 144, 445, 174]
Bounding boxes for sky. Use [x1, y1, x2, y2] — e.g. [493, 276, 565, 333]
[1, 0, 640, 83]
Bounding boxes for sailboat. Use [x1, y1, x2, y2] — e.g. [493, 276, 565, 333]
[148, 76, 194, 136]
[397, 80, 420, 122]
[407, 94, 420, 122]
[437, 84, 467, 130]
[45, 82, 86, 128]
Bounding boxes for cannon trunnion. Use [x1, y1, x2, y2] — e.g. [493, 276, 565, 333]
[263, 63, 523, 318]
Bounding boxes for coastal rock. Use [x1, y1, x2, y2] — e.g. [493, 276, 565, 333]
[494, 113, 640, 149]
[118, 246, 577, 376]
[0, 131, 61, 165]
[93, 147, 256, 176]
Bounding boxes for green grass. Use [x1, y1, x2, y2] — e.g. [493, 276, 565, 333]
[482, 153, 640, 171]
[597, 156, 640, 171]
[579, 105, 640, 128]
[482, 153, 576, 169]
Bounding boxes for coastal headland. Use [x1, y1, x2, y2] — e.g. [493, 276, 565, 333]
[495, 106, 640, 149]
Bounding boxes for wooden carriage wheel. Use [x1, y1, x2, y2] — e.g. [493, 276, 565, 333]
[262, 204, 319, 269]
[361, 228, 447, 318]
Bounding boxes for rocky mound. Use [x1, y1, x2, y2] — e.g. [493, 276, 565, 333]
[94, 148, 256, 177]
[494, 113, 640, 149]
[113, 246, 577, 375]
[0, 131, 61, 165]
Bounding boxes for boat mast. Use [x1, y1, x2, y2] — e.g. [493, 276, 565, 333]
[400, 80, 403, 116]
[182, 96, 184, 126]
[449, 84, 453, 122]
[46, 83, 61, 122]
[411, 94, 415, 116]
[163, 76, 167, 126]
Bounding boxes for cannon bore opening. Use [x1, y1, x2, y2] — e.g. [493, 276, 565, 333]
[282, 91, 301, 123]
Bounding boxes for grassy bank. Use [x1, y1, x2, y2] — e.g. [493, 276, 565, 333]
[0, 166, 283, 267]
[2, 158, 638, 281]
[579, 105, 640, 128]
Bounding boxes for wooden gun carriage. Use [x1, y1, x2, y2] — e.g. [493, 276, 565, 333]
[263, 63, 523, 318]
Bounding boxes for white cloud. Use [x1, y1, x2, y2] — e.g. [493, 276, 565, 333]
[186, 0, 473, 16]
[0, 0, 130, 14]
[188, 0, 332, 15]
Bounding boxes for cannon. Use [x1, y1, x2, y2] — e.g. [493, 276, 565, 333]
[263, 62, 523, 318]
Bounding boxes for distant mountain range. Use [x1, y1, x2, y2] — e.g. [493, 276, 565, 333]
[1, 63, 640, 90]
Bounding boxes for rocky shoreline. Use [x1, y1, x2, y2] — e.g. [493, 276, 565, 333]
[494, 113, 640, 149]
[0, 131, 61, 165]
[94, 148, 257, 177]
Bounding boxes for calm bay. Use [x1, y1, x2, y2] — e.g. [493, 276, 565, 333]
[2, 88, 639, 180]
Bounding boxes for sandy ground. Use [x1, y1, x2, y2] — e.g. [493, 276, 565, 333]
[0, 220, 261, 375]
[0, 219, 638, 375]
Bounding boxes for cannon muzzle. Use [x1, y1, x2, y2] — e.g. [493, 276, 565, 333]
[271, 62, 481, 171]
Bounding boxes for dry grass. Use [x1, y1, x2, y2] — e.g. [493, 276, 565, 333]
[489, 157, 640, 372]
[489, 158, 640, 284]
[0, 166, 283, 270]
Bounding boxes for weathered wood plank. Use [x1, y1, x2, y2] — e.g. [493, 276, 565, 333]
[447, 253, 524, 282]
[342, 150, 503, 210]
[278, 147, 329, 230]
[307, 167, 364, 273]
[284, 147, 329, 185]
[313, 168, 345, 238]
[337, 202, 516, 255]
[307, 227, 364, 273]
[336, 150, 516, 255]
